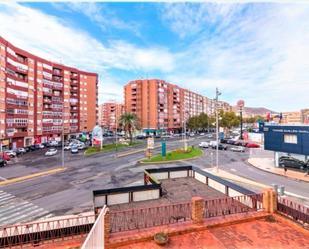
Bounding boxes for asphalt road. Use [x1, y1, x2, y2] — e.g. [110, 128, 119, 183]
[0, 134, 308, 225]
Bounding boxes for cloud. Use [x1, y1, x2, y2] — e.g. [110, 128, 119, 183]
[160, 3, 309, 111]
[52, 2, 142, 37]
[0, 2, 176, 104]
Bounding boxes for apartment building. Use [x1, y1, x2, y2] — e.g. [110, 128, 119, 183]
[281, 111, 302, 124]
[0, 37, 98, 148]
[124, 79, 232, 133]
[99, 102, 124, 131]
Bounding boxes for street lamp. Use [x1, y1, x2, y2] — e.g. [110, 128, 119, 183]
[237, 100, 245, 140]
[183, 108, 188, 151]
[215, 87, 221, 173]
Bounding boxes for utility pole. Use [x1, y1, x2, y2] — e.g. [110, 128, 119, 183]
[215, 87, 221, 173]
[183, 106, 188, 151]
[115, 101, 118, 155]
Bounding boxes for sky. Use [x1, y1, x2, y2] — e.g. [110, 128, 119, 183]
[1, 2, 309, 111]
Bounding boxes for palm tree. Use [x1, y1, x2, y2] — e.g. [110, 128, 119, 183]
[119, 112, 139, 144]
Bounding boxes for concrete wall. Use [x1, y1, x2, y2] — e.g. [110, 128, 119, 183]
[133, 189, 160, 202]
[194, 172, 206, 184]
[108, 193, 130, 205]
[208, 178, 226, 194]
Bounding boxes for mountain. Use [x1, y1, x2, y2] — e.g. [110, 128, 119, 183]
[232, 106, 276, 117]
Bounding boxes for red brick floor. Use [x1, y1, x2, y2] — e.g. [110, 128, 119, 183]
[115, 216, 309, 249]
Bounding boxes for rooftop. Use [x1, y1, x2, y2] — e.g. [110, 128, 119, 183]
[110, 177, 226, 211]
[113, 214, 309, 249]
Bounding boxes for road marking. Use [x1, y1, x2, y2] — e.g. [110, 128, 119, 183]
[0, 167, 66, 186]
[230, 168, 237, 172]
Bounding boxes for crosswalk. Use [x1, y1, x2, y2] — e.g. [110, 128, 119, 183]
[0, 190, 53, 225]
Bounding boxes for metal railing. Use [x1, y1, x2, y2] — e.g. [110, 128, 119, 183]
[81, 206, 107, 249]
[0, 214, 95, 248]
[277, 197, 309, 225]
[203, 194, 263, 218]
[110, 201, 192, 233]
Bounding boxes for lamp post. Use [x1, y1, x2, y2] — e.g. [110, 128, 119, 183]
[237, 100, 245, 140]
[215, 87, 221, 173]
[183, 108, 188, 151]
[115, 101, 118, 155]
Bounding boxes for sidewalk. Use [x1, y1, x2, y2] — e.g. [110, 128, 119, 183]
[248, 157, 309, 183]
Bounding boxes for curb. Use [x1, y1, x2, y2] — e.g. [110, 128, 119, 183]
[139, 150, 204, 164]
[247, 159, 309, 184]
[0, 167, 66, 186]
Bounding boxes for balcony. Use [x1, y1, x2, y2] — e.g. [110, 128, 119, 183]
[52, 69, 62, 76]
[70, 73, 78, 80]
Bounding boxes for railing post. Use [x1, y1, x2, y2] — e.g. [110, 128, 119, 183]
[262, 189, 277, 213]
[104, 208, 110, 249]
[191, 197, 204, 223]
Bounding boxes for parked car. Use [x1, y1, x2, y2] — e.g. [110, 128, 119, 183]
[4, 150, 16, 158]
[162, 134, 172, 139]
[199, 133, 205, 136]
[49, 140, 59, 147]
[173, 133, 181, 137]
[38, 144, 45, 149]
[0, 158, 7, 167]
[246, 143, 260, 148]
[135, 135, 146, 139]
[71, 146, 79, 154]
[220, 139, 228, 144]
[199, 142, 209, 148]
[279, 157, 307, 170]
[189, 133, 195, 137]
[64, 145, 71, 151]
[45, 148, 58, 156]
[154, 134, 161, 139]
[209, 140, 218, 147]
[206, 134, 213, 138]
[77, 143, 86, 150]
[1, 152, 11, 161]
[231, 146, 245, 152]
[211, 144, 227, 150]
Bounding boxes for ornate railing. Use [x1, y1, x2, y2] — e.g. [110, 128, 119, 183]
[110, 202, 192, 233]
[0, 215, 95, 248]
[277, 197, 309, 225]
[203, 194, 263, 218]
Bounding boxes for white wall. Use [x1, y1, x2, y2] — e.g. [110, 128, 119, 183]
[107, 193, 130, 205]
[170, 170, 188, 178]
[228, 188, 243, 197]
[208, 178, 226, 194]
[133, 189, 160, 202]
[151, 172, 169, 180]
[94, 196, 106, 208]
[194, 172, 206, 184]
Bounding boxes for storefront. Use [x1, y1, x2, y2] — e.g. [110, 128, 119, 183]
[263, 124, 309, 166]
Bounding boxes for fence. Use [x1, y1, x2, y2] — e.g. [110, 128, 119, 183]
[277, 197, 309, 225]
[110, 201, 192, 233]
[0, 214, 95, 248]
[203, 194, 263, 218]
[81, 206, 107, 249]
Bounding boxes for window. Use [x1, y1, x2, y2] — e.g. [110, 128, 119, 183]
[284, 134, 297, 144]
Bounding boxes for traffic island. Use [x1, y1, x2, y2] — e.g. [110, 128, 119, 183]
[140, 147, 203, 164]
[84, 142, 142, 156]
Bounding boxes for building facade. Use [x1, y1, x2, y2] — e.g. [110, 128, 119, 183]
[124, 79, 231, 133]
[99, 102, 124, 131]
[0, 37, 98, 148]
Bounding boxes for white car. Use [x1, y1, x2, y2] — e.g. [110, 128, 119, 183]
[77, 143, 86, 150]
[199, 133, 205, 136]
[49, 141, 58, 146]
[209, 140, 218, 147]
[199, 142, 209, 148]
[231, 146, 245, 152]
[189, 133, 195, 137]
[39, 144, 45, 149]
[64, 145, 71, 151]
[206, 134, 213, 138]
[45, 148, 58, 156]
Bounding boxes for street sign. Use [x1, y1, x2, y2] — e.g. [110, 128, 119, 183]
[147, 137, 154, 149]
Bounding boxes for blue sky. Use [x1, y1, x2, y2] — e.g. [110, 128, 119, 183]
[1, 2, 309, 111]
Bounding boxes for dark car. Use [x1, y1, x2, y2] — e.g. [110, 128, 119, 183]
[279, 157, 307, 170]
[211, 144, 228, 150]
[226, 139, 236, 145]
[220, 139, 228, 144]
[136, 135, 146, 139]
[0, 158, 7, 167]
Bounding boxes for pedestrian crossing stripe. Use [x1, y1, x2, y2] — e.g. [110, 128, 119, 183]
[0, 190, 53, 225]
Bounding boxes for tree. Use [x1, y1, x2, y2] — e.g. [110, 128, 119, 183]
[119, 112, 139, 143]
[219, 111, 240, 130]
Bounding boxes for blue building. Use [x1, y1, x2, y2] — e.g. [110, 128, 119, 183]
[263, 124, 309, 166]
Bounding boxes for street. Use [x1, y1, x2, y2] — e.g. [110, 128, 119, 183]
[0, 134, 308, 225]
